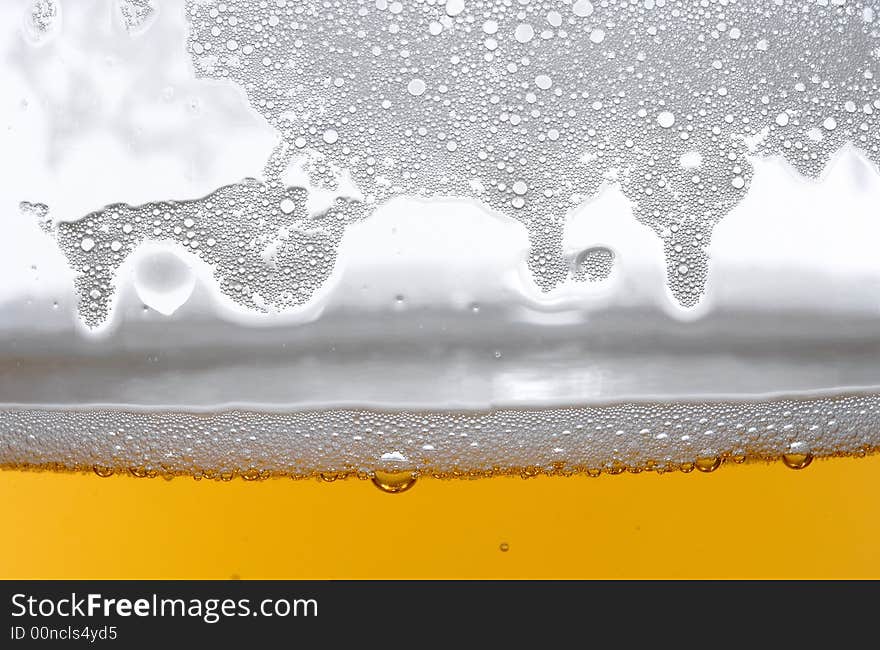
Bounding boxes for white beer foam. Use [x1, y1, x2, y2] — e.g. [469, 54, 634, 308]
[2, 150, 880, 472]
[2, 1, 880, 474]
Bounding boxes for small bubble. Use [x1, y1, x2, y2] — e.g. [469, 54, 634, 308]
[133, 248, 195, 316]
[92, 465, 114, 478]
[573, 0, 594, 17]
[679, 151, 702, 168]
[372, 469, 417, 493]
[781, 453, 813, 470]
[445, 0, 465, 17]
[657, 111, 676, 128]
[407, 78, 426, 96]
[514, 23, 534, 43]
[695, 456, 722, 473]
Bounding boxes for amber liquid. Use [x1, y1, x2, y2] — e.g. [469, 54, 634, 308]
[1, 454, 879, 579]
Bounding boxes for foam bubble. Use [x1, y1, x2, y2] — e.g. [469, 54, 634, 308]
[132, 245, 196, 316]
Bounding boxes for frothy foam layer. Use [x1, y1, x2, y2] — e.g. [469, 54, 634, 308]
[4, 150, 880, 472]
[2, 393, 878, 477]
[3, 0, 880, 475]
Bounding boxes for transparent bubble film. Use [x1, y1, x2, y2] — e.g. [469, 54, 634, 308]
[2, 0, 880, 477]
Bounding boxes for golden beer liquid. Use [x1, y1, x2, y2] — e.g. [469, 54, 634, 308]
[2, 454, 879, 579]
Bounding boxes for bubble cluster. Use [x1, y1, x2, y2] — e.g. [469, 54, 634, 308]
[2, 393, 878, 477]
[177, 0, 880, 308]
[21, 0, 61, 45]
[30, 0, 880, 321]
[19, 201, 51, 232]
[573, 246, 614, 282]
[115, 0, 158, 35]
[35, 174, 366, 327]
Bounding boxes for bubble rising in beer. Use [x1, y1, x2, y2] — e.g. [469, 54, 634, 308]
[371, 470, 418, 494]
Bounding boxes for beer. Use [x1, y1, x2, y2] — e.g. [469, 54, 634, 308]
[2, 0, 880, 577]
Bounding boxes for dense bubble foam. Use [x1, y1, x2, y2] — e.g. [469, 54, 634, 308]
[573, 246, 614, 282]
[34, 180, 353, 327]
[3, 0, 880, 478]
[116, 0, 158, 35]
[21, 0, 61, 46]
[18, 0, 880, 320]
[175, 0, 880, 308]
[1, 393, 878, 478]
